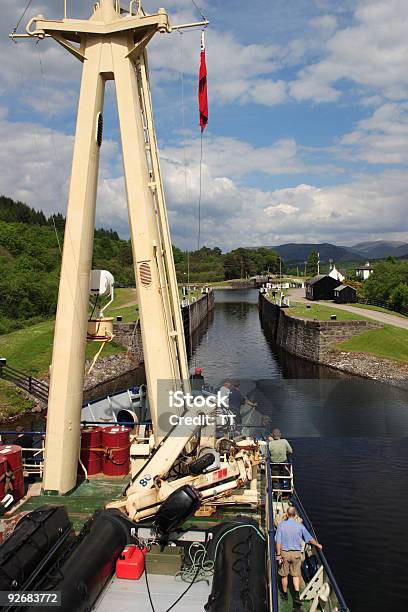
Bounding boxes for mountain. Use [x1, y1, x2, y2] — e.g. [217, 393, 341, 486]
[268, 243, 363, 264]
[352, 240, 408, 259]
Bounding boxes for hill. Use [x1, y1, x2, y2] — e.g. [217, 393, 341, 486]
[0, 195, 135, 334]
[268, 242, 363, 264]
[352, 240, 408, 259]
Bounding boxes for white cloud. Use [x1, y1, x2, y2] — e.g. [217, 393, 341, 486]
[290, 0, 408, 103]
[310, 15, 337, 38]
[161, 135, 309, 181]
[158, 139, 408, 249]
[338, 102, 408, 164]
[0, 115, 119, 222]
[1, 112, 407, 250]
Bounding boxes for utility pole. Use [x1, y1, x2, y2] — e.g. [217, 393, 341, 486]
[304, 261, 307, 277]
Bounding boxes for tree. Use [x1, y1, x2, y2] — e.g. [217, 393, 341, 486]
[364, 260, 408, 303]
[390, 283, 408, 310]
[307, 249, 319, 276]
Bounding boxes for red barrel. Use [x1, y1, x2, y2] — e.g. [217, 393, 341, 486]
[0, 445, 24, 501]
[102, 426, 130, 476]
[0, 457, 7, 500]
[79, 427, 103, 476]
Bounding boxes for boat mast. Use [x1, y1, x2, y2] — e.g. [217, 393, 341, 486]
[15, 0, 206, 494]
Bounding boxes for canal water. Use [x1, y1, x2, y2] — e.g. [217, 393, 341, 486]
[190, 289, 408, 612]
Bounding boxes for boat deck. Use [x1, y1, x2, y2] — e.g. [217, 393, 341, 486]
[8, 477, 127, 531]
[95, 573, 211, 612]
[6, 478, 313, 611]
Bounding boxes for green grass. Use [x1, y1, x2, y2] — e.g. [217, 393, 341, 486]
[12, 477, 126, 532]
[105, 304, 138, 323]
[0, 380, 34, 421]
[104, 288, 139, 323]
[110, 287, 137, 308]
[336, 325, 408, 362]
[289, 302, 369, 322]
[350, 302, 407, 319]
[0, 320, 125, 377]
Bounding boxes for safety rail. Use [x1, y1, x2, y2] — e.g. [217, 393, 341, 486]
[356, 295, 408, 317]
[0, 363, 49, 404]
[0, 359, 146, 409]
[0, 430, 45, 478]
[270, 461, 294, 494]
[265, 446, 280, 612]
[291, 491, 350, 612]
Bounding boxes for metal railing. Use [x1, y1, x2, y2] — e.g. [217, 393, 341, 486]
[265, 446, 279, 612]
[291, 491, 350, 612]
[269, 461, 294, 495]
[356, 295, 408, 317]
[0, 363, 49, 404]
[0, 430, 45, 477]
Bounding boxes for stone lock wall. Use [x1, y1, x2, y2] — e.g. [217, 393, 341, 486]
[259, 293, 378, 363]
[112, 321, 144, 362]
[113, 290, 215, 361]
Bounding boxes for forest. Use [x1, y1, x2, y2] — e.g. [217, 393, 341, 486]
[0, 196, 280, 334]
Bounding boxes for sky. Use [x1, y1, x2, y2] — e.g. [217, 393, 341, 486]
[2, 0, 408, 251]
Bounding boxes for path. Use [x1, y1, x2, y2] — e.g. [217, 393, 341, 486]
[112, 299, 137, 309]
[287, 288, 408, 330]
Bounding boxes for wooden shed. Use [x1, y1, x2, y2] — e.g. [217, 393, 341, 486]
[334, 284, 357, 304]
[305, 275, 341, 301]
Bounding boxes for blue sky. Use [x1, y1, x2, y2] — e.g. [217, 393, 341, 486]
[2, 0, 408, 250]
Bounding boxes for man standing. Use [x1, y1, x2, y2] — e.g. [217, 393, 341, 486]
[276, 506, 322, 604]
[190, 367, 204, 391]
[218, 379, 232, 406]
[269, 428, 293, 490]
[268, 428, 292, 463]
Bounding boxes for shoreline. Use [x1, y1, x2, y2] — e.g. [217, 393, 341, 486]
[321, 350, 408, 389]
[258, 292, 408, 389]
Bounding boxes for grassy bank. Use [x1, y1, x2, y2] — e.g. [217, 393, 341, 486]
[0, 380, 34, 421]
[289, 302, 369, 322]
[0, 320, 125, 377]
[336, 325, 408, 362]
[350, 302, 407, 319]
[104, 287, 138, 323]
[0, 319, 126, 420]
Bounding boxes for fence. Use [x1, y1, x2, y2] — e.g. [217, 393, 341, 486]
[356, 295, 408, 317]
[0, 363, 49, 404]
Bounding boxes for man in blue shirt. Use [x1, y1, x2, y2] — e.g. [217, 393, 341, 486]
[275, 506, 322, 603]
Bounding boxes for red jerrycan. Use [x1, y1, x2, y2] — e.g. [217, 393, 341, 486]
[116, 544, 148, 580]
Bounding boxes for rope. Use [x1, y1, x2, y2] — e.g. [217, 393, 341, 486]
[12, 0, 34, 34]
[191, 0, 207, 22]
[197, 130, 203, 251]
[87, 330, 114, 374]
[176, 541, 214, 583]
[178, 30, 195, 366]
[36, 38, 97, 333]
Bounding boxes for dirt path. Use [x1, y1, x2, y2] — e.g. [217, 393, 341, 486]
[112, 300, 137, 310]
[288, 288, 408, 330]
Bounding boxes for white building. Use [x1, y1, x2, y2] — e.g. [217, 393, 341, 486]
[355, 262, 374, 280]
[328, 263, 345, 283]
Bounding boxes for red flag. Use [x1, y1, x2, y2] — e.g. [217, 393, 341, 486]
[198, 31, 208, 132]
